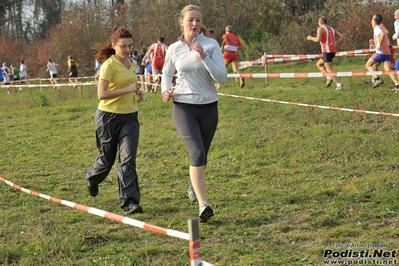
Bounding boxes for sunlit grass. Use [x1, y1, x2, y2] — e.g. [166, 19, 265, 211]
[1, 58, 398, 265]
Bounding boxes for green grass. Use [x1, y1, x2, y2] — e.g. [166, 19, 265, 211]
[1, 57, 399, 265]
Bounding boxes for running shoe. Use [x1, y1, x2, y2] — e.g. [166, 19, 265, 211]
[188, 186, 198, 202]
[123, 202, 143, 215]
[372, 78, 384, 88]
[87, 182, 98, 197]
[199, 203, 214, 223]
[240, 78, 245, 88]
[325, 78, 333, 87]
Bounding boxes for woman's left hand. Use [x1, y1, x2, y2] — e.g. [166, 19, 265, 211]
[135, 89, 144, 102]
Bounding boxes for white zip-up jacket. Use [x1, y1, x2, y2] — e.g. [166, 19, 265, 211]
[161, 32, 227, 104]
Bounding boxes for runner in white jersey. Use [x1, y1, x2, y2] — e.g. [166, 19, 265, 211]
[366, 15, 399, 91]
[46, 59, 59, 87]
[3, 62, 11, 94]
[391, 10, 399, 77]
[19, 60, 30, 85]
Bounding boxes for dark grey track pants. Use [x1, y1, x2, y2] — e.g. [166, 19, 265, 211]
[87, 110, 140, 208]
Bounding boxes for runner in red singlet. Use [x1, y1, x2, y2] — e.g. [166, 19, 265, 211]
[307, 16, 344, 90]
[142, 36, 168, 92]
[221, 25, 245, 88]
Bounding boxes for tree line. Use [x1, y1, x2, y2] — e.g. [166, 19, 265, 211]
[0, 0, 396, 79]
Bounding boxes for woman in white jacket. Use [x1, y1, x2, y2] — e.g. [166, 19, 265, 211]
[161, 4, 227, 223]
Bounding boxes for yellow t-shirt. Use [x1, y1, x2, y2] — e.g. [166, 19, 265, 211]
[98, 55, 138, 114]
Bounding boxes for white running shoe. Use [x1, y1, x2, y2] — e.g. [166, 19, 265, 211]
[372, 79, 384, 88]
[187, 186, 197, 202]
[199, 203, 214, 223]
[325, 78, 333, 87]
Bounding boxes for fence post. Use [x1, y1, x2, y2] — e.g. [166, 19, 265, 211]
[188, 218, 202, 266]
[40, 77, 43, 93]
[264, 52, 268, 85]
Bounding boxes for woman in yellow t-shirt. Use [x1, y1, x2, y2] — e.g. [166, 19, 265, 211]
[86, 26, 144, 216]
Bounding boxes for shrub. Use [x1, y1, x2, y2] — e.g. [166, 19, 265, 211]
[33, 92, 49, 107]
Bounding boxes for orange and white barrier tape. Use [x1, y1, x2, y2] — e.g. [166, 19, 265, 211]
[239, 54, 349, 69]
[238, 47, 396, 70]
[2, 80, 161, 91]
[228, 70, 399, 78]
[262, 53, 368, 64]
[2, 76, 95, 85]
[24, 76, 96, 82]
[2, 82, 97, 89]
[238, 58, 265, 69]
[0, 177, 213, 266]
[261, 48, 380, 59]
[217, 93, 399, 117]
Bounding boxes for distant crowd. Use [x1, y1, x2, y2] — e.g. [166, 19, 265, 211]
[0, 55, 82, 93]
[1, 24, 246, 95]
[5, 10, 399, 95]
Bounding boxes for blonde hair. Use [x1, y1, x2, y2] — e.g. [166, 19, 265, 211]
[179, 4, 211, 37]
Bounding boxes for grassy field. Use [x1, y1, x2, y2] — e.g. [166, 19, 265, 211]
[1, 57, 398, 266]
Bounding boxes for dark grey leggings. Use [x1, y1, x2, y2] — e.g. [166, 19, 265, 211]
[87, 110, 140, 208]
[173, 102, 218, 167]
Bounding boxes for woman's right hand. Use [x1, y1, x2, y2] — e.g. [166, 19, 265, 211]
[162, 90, 173, 103]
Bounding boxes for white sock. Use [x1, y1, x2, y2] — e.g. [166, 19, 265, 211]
[200, 201, 209, 207]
